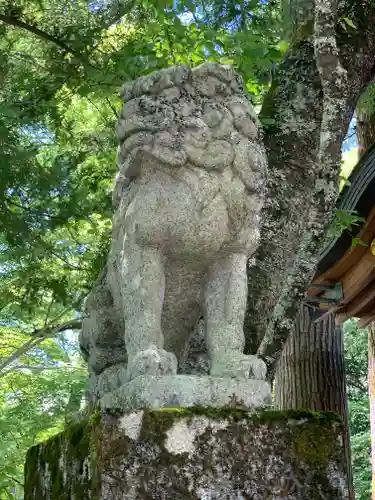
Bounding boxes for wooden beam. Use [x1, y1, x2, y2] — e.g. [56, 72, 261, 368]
[358, 312, 375, 328]
[315, 305, 340, 323]
[336, 280, 375, 323]
[339, 249, 375, 305]
[309, 205, 375, 297]
[316, 302, 347, 324]
[307, 279, 336, 298]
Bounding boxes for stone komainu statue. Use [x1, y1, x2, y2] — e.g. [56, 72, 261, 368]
[79, 63, 268, 402]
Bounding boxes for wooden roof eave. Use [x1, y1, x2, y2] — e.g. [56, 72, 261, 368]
[308, 205, 375, 297]
[305, 144, 375, 323]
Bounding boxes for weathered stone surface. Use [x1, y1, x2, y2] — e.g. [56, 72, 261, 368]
[79, 62, 268, 402]
[99, 375, 272, 412]
[179, 319, 210, 376]
[24, 409, 349, 499]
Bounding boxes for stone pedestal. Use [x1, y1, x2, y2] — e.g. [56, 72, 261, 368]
[99, 375, 272, 411]
[25, 408, 349, 499]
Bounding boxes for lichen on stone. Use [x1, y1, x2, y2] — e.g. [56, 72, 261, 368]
[25, 407, 348, 499]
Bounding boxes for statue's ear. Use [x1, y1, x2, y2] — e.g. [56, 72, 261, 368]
[112, 147, 155, 210]
[120, 146, 153, 181]
[112, 171, 130, 210]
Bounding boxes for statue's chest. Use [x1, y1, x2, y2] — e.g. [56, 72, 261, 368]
[171, 165, 261, 220]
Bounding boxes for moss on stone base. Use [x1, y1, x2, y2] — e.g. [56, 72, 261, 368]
[25, 407, 347, 499]
[148, 406, 341, 424]
[24, 410, 101, 500]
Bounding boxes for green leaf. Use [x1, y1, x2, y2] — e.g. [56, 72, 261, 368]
[260, 118, 276, 125]
[277, 40, 289, 55]
[350, 237, 368, 250]
[343, 17, 357, 29]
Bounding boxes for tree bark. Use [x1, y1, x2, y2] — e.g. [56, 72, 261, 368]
[274, 304, 354, 497]
[369, 324, 375, 500]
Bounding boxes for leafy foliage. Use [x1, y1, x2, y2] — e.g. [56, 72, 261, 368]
[0, 326, 87, 498]
[351, 432, 371, 500]
[0, 0, 287, 329]
[328, 209, 367, 249]
[344, 319, 371, 500]
[357, 82, 375, 115]
[0, 1, 288, 497]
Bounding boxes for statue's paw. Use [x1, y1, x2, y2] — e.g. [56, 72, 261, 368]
[247, 355, 267, 380]
[90, 363, 128, 401]
[127, 348, 178, 381]
[210, 353, 267, 380]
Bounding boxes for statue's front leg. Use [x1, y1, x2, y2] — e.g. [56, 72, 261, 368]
[119, 240, 177, 382]
[204, 253, 266, 380]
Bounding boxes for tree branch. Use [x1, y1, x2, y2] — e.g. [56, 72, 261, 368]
[105, 97, 119, 119]
[0, 319, 82, 376]
[5, 197, 70, 223]
[5, 364, 87, 372]
[31, 319, 82, 338]
[3, 472, 24, 488]
[0, 13, 76, 54]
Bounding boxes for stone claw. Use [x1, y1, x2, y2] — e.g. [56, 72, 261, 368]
[210, 353, 267, 380]
[248, 355, 267, 380]
[126, 348, 178, 382]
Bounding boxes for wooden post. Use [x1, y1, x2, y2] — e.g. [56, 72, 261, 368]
[274, 304, 354, 498]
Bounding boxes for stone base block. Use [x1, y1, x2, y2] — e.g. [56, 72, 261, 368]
[99, 375, 272, 411]
[25, 408, 349, 499]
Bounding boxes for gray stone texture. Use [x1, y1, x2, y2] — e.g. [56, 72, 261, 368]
[24, 409, 349, 499]
[99, 375, 272, 412]
[79, 62, 268, 402]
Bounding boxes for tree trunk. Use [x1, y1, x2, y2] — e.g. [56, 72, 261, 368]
[244, 0, 375, 378]
[274, 304, 354, 498]
[369, 324, 375, 500]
